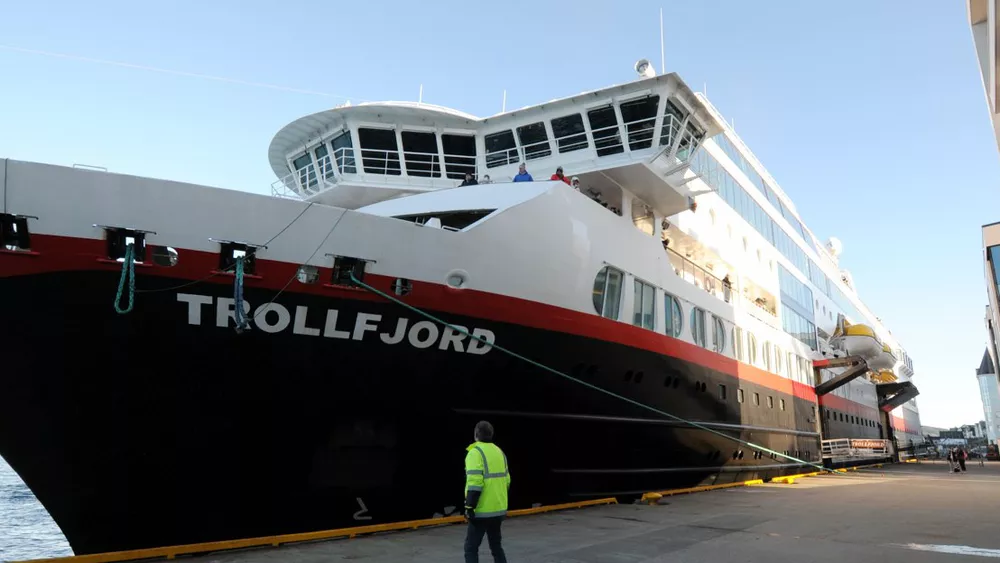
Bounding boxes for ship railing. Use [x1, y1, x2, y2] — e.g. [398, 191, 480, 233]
[271, 147, 483, 198]
[665, 247, 778, 322]
[666, 247, 733, 303]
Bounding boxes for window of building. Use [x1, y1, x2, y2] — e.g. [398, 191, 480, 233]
[738, 388, 745, 403]
[632, 278, 655, 330]
[712, 315, 725, 354]
[664, 293, 683, 337]
[485, 130, 518, 168]
[550, 113, 588, 153]
[358, 128, 401, 175]
[774, 346, 784, 376]
[780, 399, 786, 411]
[719, 384, 727, 401]
[516, 122, 551, 160]
[587, 105, 624, 157]
[401, 131, 440, 177]
[753, 392, 760, 406]
[592, 266, 624, 319]
[747, 332, 758, 365]
[441, 134, 476, 179]
[619, 95, 659, 150]
[763, 341, 773, 371]
[767, 396, 774, 409]
[691, 307, 707, 347]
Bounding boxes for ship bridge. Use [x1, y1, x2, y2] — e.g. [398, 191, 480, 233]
[268, 73, 724, 215]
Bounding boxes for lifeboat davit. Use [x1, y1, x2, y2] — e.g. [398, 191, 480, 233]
[867, 344, 898, 371]
[830, 316, 881, 360]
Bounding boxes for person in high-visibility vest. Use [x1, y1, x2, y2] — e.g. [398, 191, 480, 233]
[463, 420, 510, 563]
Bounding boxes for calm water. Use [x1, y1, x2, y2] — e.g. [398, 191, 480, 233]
[0, 457, 72, 562]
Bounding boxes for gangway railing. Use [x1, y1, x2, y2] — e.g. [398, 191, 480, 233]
[822, 438, 890, 461]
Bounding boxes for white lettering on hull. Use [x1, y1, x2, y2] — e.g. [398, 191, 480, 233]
[177, 293, 495, 355]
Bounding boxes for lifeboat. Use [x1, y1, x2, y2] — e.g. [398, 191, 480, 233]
[870, 369, 898, 384]
[829, 316, 882, 360]
[867, 344, 898, 371]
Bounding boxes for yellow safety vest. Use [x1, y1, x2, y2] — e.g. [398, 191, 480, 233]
[464, 441, 510, 517]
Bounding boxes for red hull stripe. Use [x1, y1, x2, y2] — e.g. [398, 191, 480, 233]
[817, 394, 880, 421]
[3, 234, 888, 409]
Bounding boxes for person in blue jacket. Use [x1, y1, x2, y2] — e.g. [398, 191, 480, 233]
[512, 163, 533, 182]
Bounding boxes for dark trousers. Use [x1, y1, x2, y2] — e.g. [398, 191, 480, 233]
[959, 458, 967, 471]
[464, 516, 507, 563]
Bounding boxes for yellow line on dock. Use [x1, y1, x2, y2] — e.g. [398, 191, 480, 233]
[641, 478, 765, 503]
[12, 498, 617, 563]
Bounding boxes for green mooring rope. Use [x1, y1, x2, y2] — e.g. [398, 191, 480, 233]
[348, 271, 837, 475]
[113, 243, 136, 315]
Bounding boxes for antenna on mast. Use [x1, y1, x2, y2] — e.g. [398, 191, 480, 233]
[418, 84, 423, 103]
[502, 89, 507, 113]
[659, 7, 665, 74]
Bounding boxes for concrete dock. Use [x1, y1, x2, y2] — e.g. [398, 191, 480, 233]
[169, 461, 1000, 563]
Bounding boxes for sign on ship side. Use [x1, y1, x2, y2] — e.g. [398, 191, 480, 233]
[177, 293, 495, 354]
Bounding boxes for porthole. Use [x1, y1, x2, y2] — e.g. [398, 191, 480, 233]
[623, 370, 633, 382]
[634, 371, 644, 383]
[737, 451, 744, 460]
[672, 378, 680, 389]
[664, 375, 673, 387]
[446, 269, 468, 289]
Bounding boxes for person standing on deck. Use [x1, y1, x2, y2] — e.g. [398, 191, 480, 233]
[464, 421, 510, 563]
[513, 163, 533, 182]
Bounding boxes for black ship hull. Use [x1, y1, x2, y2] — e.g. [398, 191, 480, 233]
[1, 245, 822, 555]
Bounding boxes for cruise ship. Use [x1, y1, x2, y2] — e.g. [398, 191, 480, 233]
[0, 61, 921, 556]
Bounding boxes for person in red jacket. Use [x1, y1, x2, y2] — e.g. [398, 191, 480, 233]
[550, 166, 570, 185]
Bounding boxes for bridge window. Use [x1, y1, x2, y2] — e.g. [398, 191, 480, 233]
[314, 145, 335, 181]
[485, 130, 518, 168]
[551, 113, 588, 153]
[516, 122, 551, 160]
[660, 99, 686, 147]
[619, 95, 659, 150]
[632, 278, 655, 330]
[292, 153, 316, 189]
[358, 128, 401, 175]
[587, 106, 624, 157]
[401, 131, 440, 178]
[593, 265, 624, 320]
[442, 134, 477, 179]
[664, 293, 682, 337]
[331, 131, 356, 174]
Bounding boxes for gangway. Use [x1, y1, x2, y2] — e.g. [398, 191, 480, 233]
[821, 438, 892, 464]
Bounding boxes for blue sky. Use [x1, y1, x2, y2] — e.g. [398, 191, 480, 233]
[1, 0, 997, 428]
